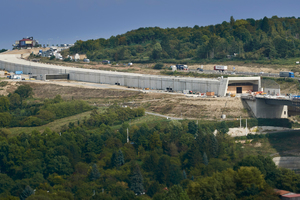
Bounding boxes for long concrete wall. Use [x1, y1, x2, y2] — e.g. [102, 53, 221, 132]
[0, 54, 227, 95]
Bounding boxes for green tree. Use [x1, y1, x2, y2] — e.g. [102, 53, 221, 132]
[143, 151, 159, 172]
[151, 42, 163, 60]
[164, 185, 190, 200]
[130, 164, 144, 195]
[14, 85, 34, 99]
[188, 121, 197, 135]
[0, 112, 12, 127]
[155, 155, 170, 184]
[261, 16, 270, 33]
[0, 173, 15, 194]
[9, 93, 21, 109]
[0, 96, 9, 112]
[219, 121, 229, 134]
[168, 165, 183, 186]
[230, 16, 235, 27]
[89, 163, 101, 181]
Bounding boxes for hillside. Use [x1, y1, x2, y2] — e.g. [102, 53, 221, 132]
[69, 16, 300, 65]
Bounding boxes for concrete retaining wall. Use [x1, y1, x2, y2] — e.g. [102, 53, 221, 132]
[273, 157, 300, 171]
[0, 54, 227, 95]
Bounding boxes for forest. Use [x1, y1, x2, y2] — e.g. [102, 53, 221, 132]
[69, 16, 300, 63]
[1, 85, 300, 200]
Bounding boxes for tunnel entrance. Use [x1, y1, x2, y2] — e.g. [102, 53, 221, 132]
[236, 87, 242, 93]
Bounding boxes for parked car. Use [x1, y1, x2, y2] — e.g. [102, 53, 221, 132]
[197, 68, 203, 71]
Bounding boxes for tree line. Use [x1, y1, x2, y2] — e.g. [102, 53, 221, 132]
[69, 16, 300, 63]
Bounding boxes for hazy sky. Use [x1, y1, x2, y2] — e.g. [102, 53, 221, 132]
[1, 0, 299, 49]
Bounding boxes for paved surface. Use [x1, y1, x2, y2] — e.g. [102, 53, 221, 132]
[187, 69, 280, 77]
[145, 112, 183, 120]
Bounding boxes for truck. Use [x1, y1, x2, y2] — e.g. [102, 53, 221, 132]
[279, 71, 294, 78]
[214, 65, 227, 72]
[176, 64, 188, 70]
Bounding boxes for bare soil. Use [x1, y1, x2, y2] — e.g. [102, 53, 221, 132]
[140, 93, 249, 120]
[0, 79, 248, 120]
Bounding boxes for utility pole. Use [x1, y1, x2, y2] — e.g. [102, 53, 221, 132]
[127, 128, 129, 143]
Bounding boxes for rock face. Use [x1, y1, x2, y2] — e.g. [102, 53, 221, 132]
[273, 157, 300, 171]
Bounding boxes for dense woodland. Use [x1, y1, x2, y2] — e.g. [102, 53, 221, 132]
[69, 16, 300, 63]
[0, 86, 300, 199]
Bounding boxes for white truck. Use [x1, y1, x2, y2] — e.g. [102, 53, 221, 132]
[214, 65, 227, 72]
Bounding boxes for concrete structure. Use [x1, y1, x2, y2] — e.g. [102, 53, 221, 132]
[226, 77, 261, 94]
[243, 96, 288, 118]
[0, 54, 261, 97]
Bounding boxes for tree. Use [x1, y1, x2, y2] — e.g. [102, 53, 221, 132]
[0, 96, 9, 112]
[261, 16, 270, 33]
[188, 121, 198, 135]
[118, 149, 125, 167]
[110, 151, 118, 168]
[219, 121, 229, 134]
[168, 165, 183, 186]
[14, 85, 33, 99]
[143, 151, 159, 172]
[9, 93, 21, 109]
[20, 185, 34, 200]
[89, 164, 101, 181]
[155, 155, 170, 184]
[164, 185, 190, 200]
[151, 42, 162, 60]
[203, 152, 208, 166]
[0, 173, 15, 194]
[0, 112, 12, 127]
[236, 167, 266, 191]
[230, 16, 235, 27]
[130, 164, 144, 195]
[146, 181, 161, 197]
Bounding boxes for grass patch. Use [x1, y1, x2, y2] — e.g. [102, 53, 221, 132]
[8, 110, 94, 137]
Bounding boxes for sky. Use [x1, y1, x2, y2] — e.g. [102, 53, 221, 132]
[1, 0, 300, 49]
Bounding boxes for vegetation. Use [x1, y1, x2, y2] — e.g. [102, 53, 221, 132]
[0, 102, 299, 199]
[70, 16, 300, 65]
[0, 85, 93, 128]
[0, 49, 8, 53]
[1, 84, 300, 199]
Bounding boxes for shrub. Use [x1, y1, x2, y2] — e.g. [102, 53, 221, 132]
[153, 63, 164, 70]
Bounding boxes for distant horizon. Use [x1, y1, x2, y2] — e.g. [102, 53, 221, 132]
[1, 0, 299, 49]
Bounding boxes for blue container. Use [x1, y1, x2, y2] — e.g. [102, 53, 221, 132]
[15, 71, 23, 75]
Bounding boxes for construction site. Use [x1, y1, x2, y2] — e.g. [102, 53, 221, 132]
[0, 52, 300, 120]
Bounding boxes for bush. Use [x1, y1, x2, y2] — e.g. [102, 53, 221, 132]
[153, 63, 164, 70]
[20, 116, 43, 127]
